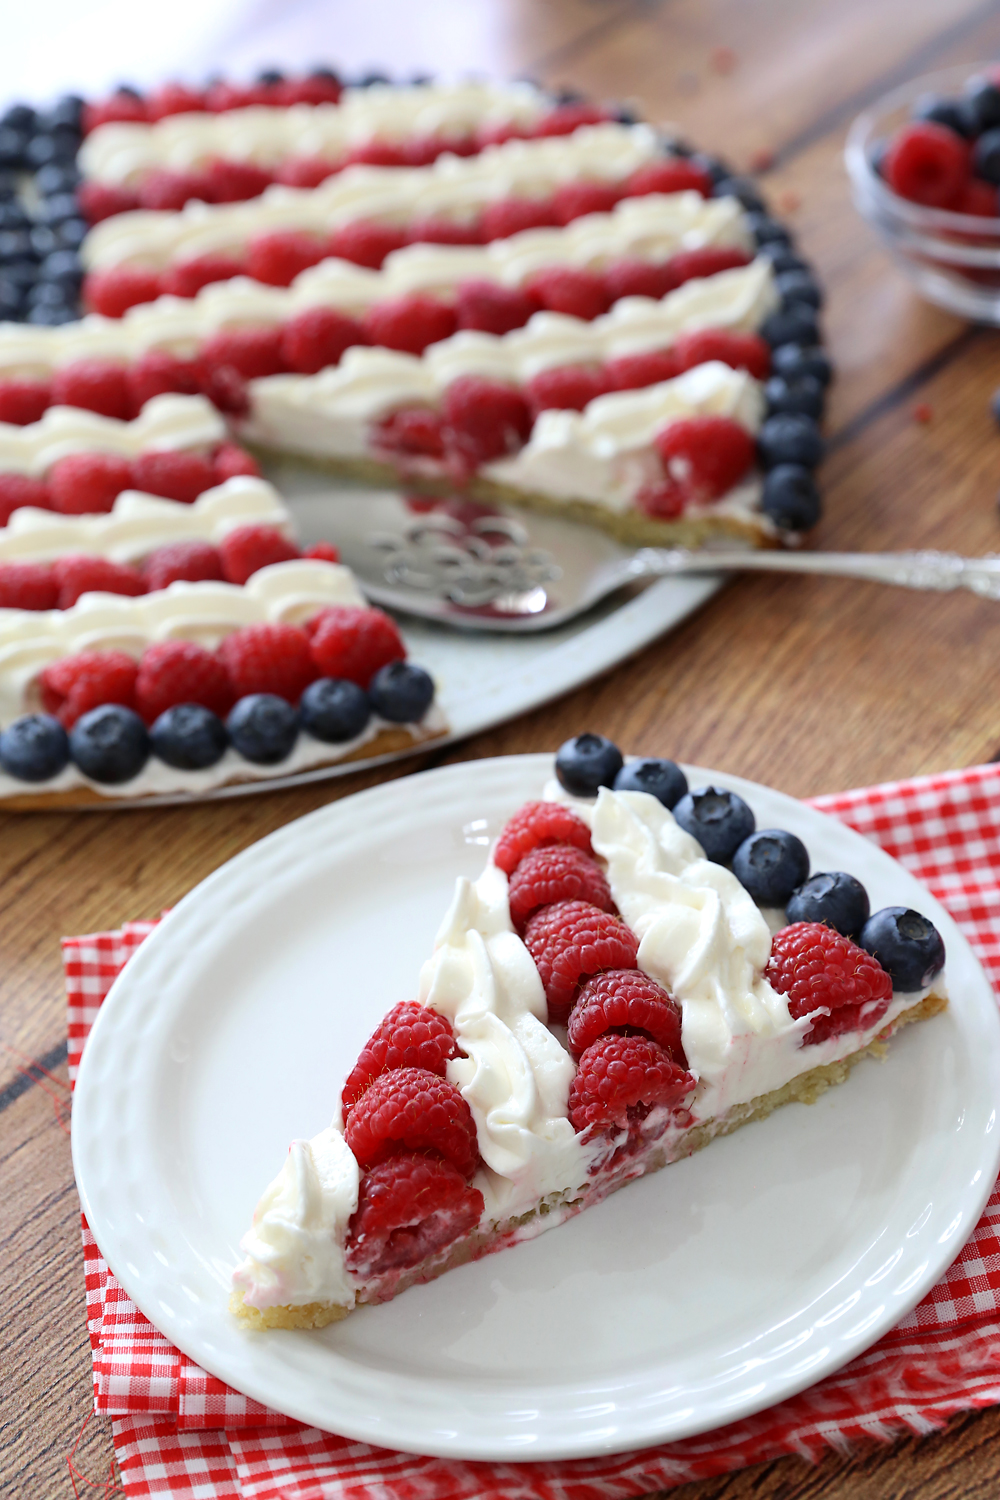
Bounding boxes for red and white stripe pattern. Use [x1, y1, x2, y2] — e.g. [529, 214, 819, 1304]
[65, 760, 1000, 1497]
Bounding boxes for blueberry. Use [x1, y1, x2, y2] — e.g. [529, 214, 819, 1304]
[962, 75, 1000, 135]
[776, 269, 823, 309]
[613, 756, 688, 808]
[912, 93, 973, 138]
[757, 242, 809, 275]
[0, 128, 28, 170]
[0, 285, 25, 319]
[765, 374, 825, 419]
[26, 302, 77, 325]
[760, 464, 822, 530]
[27, 280, 72, 309]
[746, 211, 791, 246]
[46, 95, 85, 132]
[357, 71, 392, 88]
[69, 704, 150, 783]
[758, 413, 824, 470]
[300, 677, 372, 741]
[38, 249, 82, 286]
[0, 713, 70, 782]
[555, 733, 624, 797]
[712, 175, 765, 211]
[786, 871, 870, 937]
[114, 83, 145, 101]
[859, 907, 945, 992]
[672, 786, 755, 863]
[0, 171, 17, 200]
[35, 162, 80, 196]
[732, 829, 809, 905]
[149, 703, 228, 770]
[772, 342, 832, 387]
[760, 303, 820, 348]
[54, 218, 87, 250]
[256, 67, 286, 85]
[26, 131, 79, 169]
[309, 66, 342, 83]
[368, 661, 435, 722]
[36, 192, 81, 227]
[0, 103, 36, 132]
[0, 231, 35, 263]
[0, 202, 28, 232]
[972, 127, 1000, 184]
[227, 694, 299, 764]
[29, 226, 62, 260]
[691, 152, 732, 185]
[0, 261, 38, 290]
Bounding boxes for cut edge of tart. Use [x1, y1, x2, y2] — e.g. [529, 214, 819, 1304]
[229, 747, 948, 1329]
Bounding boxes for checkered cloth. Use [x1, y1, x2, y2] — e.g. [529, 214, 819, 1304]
[67, 762, 1000, 1498]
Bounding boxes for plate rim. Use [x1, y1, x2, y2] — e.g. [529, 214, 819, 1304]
[71, 754, 1000, 1459]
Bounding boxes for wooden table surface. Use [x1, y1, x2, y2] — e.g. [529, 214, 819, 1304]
[7, 0, 1000, 1493]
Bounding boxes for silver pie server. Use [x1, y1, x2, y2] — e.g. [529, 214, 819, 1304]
[276, 477, 1000, 634]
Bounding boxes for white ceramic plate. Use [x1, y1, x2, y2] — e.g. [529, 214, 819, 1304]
[72, 755, 1000, 1460]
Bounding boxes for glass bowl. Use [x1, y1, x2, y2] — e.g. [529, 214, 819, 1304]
[846, 63, 1000, 323]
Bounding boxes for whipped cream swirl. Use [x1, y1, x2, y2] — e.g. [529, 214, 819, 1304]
[0, 393, 226, 474]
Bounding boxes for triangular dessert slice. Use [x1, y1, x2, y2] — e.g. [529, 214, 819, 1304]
[231, 737, 947, 1328]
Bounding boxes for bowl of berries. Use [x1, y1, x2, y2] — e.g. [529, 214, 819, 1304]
[846, 64, 1000, 321]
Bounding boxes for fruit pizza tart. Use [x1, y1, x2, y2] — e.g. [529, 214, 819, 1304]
[231, 734, 947, 1328]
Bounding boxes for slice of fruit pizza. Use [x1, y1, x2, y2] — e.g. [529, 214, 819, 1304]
[232, 734, 947, 1328]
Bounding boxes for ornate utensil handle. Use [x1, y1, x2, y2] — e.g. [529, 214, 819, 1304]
[629, 548, 1000, 600]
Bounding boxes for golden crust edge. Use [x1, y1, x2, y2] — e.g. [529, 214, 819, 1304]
[0, 723, 445, 812]
[230, 991, 948, 1331]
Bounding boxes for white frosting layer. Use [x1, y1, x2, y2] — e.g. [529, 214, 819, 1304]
[0, 557, 365, 727]
[0, 476, 292, 563]
[0, 195, 749, 378]
[0, 393, 226, 475]
[82, 124, 664, 270]
[81, 82, 552, 187]
[232, 779, 943, 1314]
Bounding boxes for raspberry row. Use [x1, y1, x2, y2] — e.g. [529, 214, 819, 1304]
[0, 603, 436, 786]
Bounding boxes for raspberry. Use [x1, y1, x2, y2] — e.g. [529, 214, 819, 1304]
[77, 181, 140, 224]
[455, 279, 539, 335]
[134, 639, 234, 722]
[303, 541, 341, 564]
[52, 555, 145, 609]
[883, 122, 970, 208]
[479, 197, 560, 241]
[342, 1001, 459, 1116]
[199, 327, 286, 382]
[534, 103, 609, 137]
[246, 230, 325, 287]
[212, 443, 261, 482]
[602, 259, 676, 302]
[526, 365, 608, 416]
[328, 220, 408, 270]
[137, 170, 212, 211]
[40, 649, 138, 727]
[627, 160, 713, 198]
[523, 900, 639, 1022]
[161, 254, 246, 299]
[567, 1034, 694, 1132]
[955, 179, 999, 217]
[219, 525, 300, 584]
[82, 93, 148, 133]
[141, 540, 224, 591]
[524, 267, 610, 320]
[606, 349, 679, 391]
[441, 376, 532, 466]
[50, 361, 130, 420]
[48, 453, 134, 515]
[202, 366, 249, 417]
[653, 416, 756, 504]
[84, 267, 162, 319]
[765, 922, 893, 1045]
[280, 307, 365, 374]
[635, 479, 687, 520]
[665, 247, 751, 285]
[131, 449, 216, 504]
[477, 121, 532, 149]
[203, 157, 272, 203]
[309, 605, 406, 687]
[0, 473, 52, 523]
[552, 181, 622, 224]
[363, 295, 458, 357]
[0, 379, 51, 426]
[146, 83, 207, 119]
[375, 407, 446, 458]
[344, 1066, 480, 1178]
[0, 562, 57, 610]
[204, 82, 263, 112]
[508, 844, 614, 933]
[279, 75, 343, 106]
[126, 351, 201, 414]
[347, 140, 410, 169]
[568, 969, 684, 1060]
[493, 800, 593, 876]
[406, 216, 482, 245]
[672, 329, 771, 380]
[217, 622, 316, 703]
[345, 1154, 484, 1278]
[275, 156, 339, 189]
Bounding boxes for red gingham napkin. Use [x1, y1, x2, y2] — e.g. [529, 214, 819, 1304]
[67, 762, 1000, 1499]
